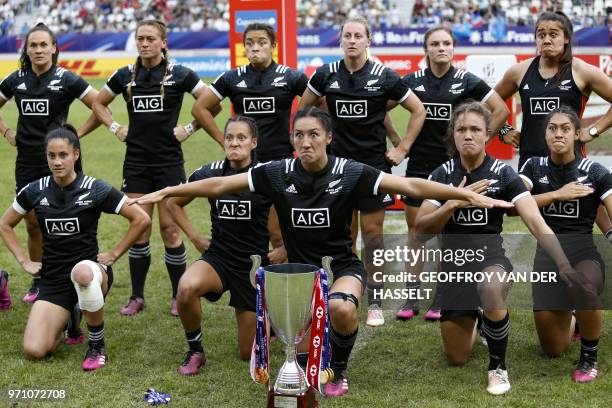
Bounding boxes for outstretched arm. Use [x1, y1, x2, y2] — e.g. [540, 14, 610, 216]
[128, 173, 251, 205]
[378, 173, 512, 209]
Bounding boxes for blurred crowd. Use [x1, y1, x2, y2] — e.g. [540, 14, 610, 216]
[412, 0, 612, 28]
[0, 0, 610, 35]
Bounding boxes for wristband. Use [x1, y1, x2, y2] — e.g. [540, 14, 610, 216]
[184, 123, 195, 136]
[109, 121, 121, 135]
[498, 123, 515, 144]
[3, 127, 11, 137]
[605, 229, 612, 243]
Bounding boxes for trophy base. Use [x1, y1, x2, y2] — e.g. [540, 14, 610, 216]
[267, 387, 317, 408]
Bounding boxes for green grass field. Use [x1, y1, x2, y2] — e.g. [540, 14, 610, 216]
[0, 79, 610, 407]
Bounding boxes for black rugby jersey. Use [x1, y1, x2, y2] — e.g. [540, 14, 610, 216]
[210, 62, 308, 161]
[403, 67, 493, 176]
[189, 159, 271, 269]
[519, 156, 612, 235]
[13, 173, 126, 284]
[248, 156, 382, 272]
[518, 57, 587, 167]
[0, 66, 91, 167]
[105, 61, 204, 167]
[427, 155, 529, 254]
[307, 60, 411, 170]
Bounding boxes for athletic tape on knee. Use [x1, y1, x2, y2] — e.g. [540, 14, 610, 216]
[329, 292, 359, 309]
[71, 260, 104, 312]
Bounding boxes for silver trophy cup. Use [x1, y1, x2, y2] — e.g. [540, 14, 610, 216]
[257, 261, 319, 395]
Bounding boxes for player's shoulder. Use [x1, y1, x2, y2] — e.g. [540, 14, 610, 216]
[316, 60, 342, 75]
[167, 61, 196, 77]
[578, 158, 607, 175]
[22, 175, 52, 194]
[488, 157, 511, 175]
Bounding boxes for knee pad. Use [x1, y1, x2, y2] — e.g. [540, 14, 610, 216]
[328, 292, 359, 309]
[70, 260, 104, 312]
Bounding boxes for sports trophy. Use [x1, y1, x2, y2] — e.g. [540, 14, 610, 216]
[249, 256, 334, 408]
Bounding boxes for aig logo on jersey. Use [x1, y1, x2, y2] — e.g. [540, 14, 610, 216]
[243, 97, 275, 114]
[292, 208, 330, 228]
[132, 95, 163, 112]
[452, 207, 488, 226]
[336, 100, 367, 118]
[21, 99, 49, 116]
[45, 218, 80, 236]
[216, 200, 251, 220]
[530, 97, 559, 115]
[543, 200, 579, 218]
[424, 103, 452, 121]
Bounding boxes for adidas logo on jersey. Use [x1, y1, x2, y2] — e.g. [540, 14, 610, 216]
[523, 84, 529, 90]
[236, 80, 247, 88]
[285, 184, 298, 194]
[539, 175, 549, 184]
[17, 82, 27, 90]
[414, 85, 426, 92]
[329, 81, 340, 89]
[40, 197, 49, 206]
[383, 194, 393, 203]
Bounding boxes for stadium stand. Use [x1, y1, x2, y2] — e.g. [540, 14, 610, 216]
[0, 0, 610, 34]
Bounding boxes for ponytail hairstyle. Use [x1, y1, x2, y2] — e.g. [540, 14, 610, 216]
[445, 101, 491, 158]
[45, 124, 83, 173]
[128, 19, 169, 102]
[20, 23, 59, 71]
[534, 12, 574, 85]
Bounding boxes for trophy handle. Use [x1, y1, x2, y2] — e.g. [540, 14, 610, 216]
[250, 255, 262, 288]
[321, 256, 333, 275]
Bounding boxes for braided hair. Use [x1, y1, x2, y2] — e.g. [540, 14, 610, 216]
[127, 20, 169, 102]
